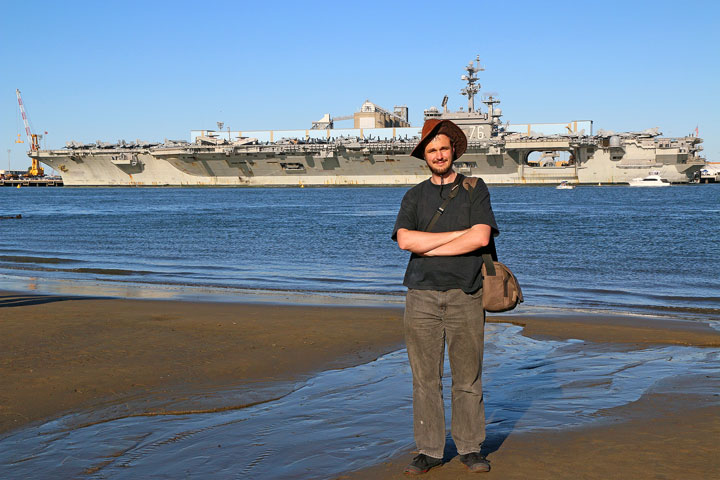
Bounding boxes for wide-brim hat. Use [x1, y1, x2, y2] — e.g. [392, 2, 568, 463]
[411, 119, 467, 160]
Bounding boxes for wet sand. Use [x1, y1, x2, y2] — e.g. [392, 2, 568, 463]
[0, 291, 406, 435]
[338, 315, 720, 480]
[1, 291, 719, 478]
[340, 402, 720, 480]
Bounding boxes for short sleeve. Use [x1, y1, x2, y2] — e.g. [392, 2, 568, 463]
[470, 179, 499, 237]
[392, 188, 418, 241]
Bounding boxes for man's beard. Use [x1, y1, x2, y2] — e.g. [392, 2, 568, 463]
[427, 159, 454, 176]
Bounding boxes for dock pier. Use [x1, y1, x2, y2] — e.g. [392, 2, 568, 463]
[0, 178, 63, 187]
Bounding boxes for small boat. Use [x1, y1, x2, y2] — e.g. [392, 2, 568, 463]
[628, 172, 671, 187]
[556, 181, 575, 190]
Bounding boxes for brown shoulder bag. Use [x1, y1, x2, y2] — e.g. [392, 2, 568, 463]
[480, 252, 523, 312]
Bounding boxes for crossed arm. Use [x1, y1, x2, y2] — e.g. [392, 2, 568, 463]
[396, 224, 492, 257]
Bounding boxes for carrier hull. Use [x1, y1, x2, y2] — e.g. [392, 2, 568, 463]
[34, 134, 705, 186]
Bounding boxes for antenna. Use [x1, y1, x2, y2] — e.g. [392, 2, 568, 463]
[460, 55, 484, 113]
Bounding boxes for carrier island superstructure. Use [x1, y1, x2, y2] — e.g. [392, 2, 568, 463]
[31, 57, 706, 186]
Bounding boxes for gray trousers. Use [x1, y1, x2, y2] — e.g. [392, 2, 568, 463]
[404, 288, 486, 458]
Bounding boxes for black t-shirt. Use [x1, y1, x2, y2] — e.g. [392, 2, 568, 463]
[392, 175, 499, 293]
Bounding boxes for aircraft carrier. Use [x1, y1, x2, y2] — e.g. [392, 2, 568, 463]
[31, 57, 706, 186]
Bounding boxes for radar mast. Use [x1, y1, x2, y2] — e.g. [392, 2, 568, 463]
[460, 55, 484, 113]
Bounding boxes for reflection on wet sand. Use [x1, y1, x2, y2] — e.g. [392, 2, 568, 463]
[1, 324, 717, 479]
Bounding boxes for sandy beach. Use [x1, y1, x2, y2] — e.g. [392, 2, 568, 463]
[1, 290, 718, 478]
[0, 292, 406, 435]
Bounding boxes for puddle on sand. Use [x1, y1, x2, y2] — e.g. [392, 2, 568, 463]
[1, 323, 718, 479]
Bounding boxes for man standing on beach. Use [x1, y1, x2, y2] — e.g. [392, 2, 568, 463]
[392, 119, 498, 475]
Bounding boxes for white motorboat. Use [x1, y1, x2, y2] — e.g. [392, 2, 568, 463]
[556, 181, 575, 189]
[628, 173, 671, 187]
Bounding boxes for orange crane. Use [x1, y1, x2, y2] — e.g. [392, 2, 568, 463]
[15, 89, 44, 177]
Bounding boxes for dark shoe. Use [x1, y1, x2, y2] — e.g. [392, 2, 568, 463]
[459, 452, 490, 473]
[404, 453, 443, 475]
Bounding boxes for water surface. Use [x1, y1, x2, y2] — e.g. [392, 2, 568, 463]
[1, 185, 718, 321]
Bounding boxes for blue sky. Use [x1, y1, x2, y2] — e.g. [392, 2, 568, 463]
[1, 0, 718, 170]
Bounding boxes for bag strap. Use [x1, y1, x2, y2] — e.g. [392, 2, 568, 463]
[481, 253, 496, 276]
[425, 174, 464, 232]
[462, 176, 479, 197]
[464, 176, 499, 264]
